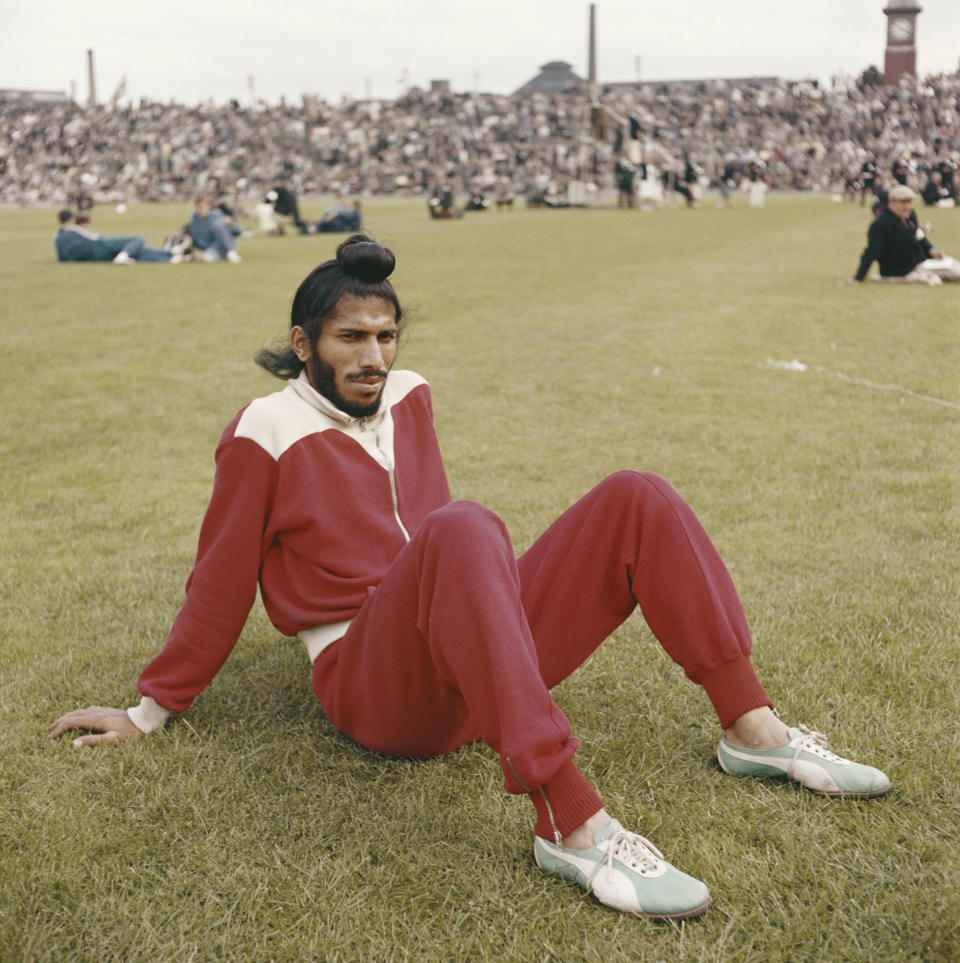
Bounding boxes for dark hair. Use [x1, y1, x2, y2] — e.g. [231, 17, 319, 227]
[58, 209, 75, 224]
[255, 234, 403, 380]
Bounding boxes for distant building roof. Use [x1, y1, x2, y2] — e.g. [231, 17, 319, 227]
[0, 88, 70, 104]
[603, 76, 780, 95]
[512, 61, 783, 99]
[514, 61, 585, 96]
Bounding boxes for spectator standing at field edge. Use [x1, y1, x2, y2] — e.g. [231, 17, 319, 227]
[51, 236, 891, 922]
[614, 155, 636, 208]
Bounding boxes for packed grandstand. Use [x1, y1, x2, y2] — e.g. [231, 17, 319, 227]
[2, 70, 958, 208]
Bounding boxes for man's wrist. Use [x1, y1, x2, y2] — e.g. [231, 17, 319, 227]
[126, 695, 172, 734]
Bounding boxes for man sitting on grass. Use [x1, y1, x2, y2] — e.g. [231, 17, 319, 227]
[850, 184, 960, 285]
[54, 209, 179, 264]
[187, 197, 243, 263]
[314, 198, 363, 233]
[51, 235, 891, 922]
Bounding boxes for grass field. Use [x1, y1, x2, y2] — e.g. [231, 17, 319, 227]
[1, 194, 958, 961]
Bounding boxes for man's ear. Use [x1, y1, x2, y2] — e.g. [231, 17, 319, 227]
[291, 326, 312, 363]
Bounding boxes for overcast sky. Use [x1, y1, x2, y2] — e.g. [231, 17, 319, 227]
[4, 0, 959, 105]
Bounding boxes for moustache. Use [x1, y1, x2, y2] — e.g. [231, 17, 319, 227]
[347, 370, 389, 381]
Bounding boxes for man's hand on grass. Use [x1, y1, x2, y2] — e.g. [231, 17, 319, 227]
[48, 706, 142, 747]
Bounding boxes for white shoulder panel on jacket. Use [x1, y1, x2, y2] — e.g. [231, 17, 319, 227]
[379, 369, 428, 404]
[234, 369, 428, 460]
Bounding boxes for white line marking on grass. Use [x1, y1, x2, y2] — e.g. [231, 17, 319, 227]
[762, 358, 808, 371]
[760, 359, 960, 410]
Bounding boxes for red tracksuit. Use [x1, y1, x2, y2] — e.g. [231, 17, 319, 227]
[137, 371, 770, 838]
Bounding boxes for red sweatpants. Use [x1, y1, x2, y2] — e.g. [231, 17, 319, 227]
[312, 471, 771, 836]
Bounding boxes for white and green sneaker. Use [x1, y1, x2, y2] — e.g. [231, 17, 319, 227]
[717, 726, 891, 798]
[534, 819, 711, 920]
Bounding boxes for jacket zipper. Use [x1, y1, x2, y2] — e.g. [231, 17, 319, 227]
[370, 423, 410, 542]
[387, 466, 410, 542]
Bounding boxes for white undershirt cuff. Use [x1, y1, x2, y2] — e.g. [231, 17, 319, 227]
[127, 695, 172, 734]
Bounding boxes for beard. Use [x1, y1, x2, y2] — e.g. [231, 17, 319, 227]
[309, 350, 388, 419]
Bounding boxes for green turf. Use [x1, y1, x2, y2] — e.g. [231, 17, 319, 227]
[2, 196, 958, 961]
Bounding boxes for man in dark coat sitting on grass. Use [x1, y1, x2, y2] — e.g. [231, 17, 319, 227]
[850, 185, 960, 285]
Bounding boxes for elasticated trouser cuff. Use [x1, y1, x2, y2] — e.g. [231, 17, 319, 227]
[531, 758, 604, 841]
[697, 653, 773, 730]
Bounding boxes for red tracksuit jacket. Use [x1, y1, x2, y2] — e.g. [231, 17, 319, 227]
[136, 370, 451, 713]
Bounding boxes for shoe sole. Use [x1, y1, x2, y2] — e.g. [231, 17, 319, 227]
[804, 782, 892, 799]
[633, 897, 712, 922]
[535, 851, 712, 921]
[717, 753, 893, 798]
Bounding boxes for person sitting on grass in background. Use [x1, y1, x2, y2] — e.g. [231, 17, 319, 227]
[920, 171, 953, 208]
[271, 179, 309, 233]
[256, 179, 310, 235]
[849, 184, 960, 285]
[187, 197, 243, 264]
[50, 235, 891, 923]
[54, 209, 180, 264]
[428, 183, 461, 219]
[314, 198, 362, 233]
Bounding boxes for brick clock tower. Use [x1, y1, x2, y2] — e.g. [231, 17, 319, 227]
[883, 0, 922, 84]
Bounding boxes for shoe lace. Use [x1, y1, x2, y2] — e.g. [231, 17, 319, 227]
[789, 725, 847, 777]
[591, 829, 664, 888]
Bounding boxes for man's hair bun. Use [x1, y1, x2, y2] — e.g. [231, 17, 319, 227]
[258, 233, 404, 382]
[336, 234, 396, 283]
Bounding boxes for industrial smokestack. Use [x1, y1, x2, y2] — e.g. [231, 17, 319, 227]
[87, 49, 97, 106]
[588, 4, 597, 85]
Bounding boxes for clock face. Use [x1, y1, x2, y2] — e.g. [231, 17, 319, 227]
[890, 17, 913, 42]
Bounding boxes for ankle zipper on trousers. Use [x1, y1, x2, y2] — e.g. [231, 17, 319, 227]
[506, 757, 562, 845]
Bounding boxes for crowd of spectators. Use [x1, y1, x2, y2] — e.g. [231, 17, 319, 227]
[605, 71, 959, 201]
[2, 70, 958, 210]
